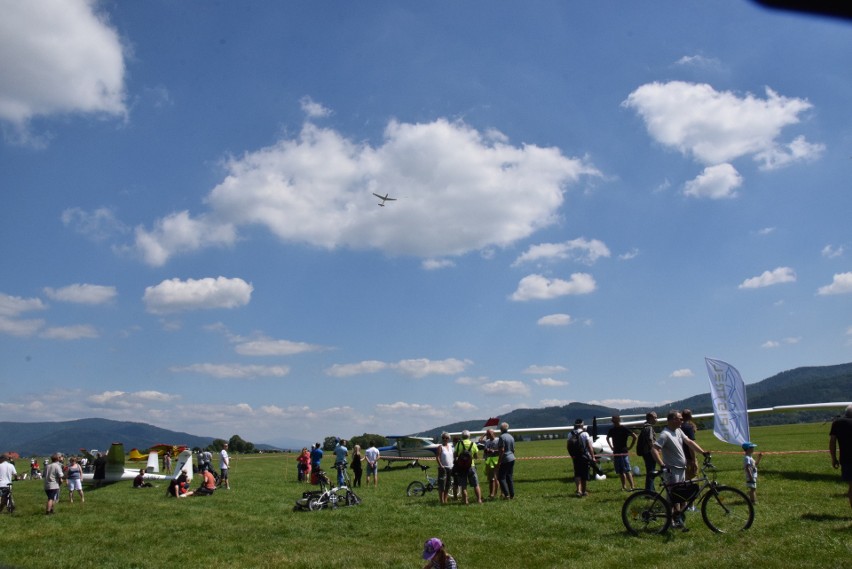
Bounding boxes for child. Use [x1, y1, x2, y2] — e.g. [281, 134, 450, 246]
[422, 538, 457, 569]
[742, 442, 763, 504]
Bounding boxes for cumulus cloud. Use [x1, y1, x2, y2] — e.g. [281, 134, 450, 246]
[43, 283, 117, 305]
[234, 337, 325, 357]
[0, 316, 45, 337]
[533, 377, 568, 387]
[739, 267, 796, 289]
[537, 313, 574, 326]
[325, 358, 471, 378]
[300, 96, 331, 118]
[0, 292, 47, 317]
[683, 163, 743, 199]
[523, 365, 568, 375]
[0, 0, 126, 132]
[40, 324, 98, 340]
[817, 272, 852, 295]
[143, 277, 253, 314]
[170, 363, 290, 379]
[821, 244, 844, 259]
[131, 118, 600, 264]
[479, 380, 530, 396]
[325, 360, 388, 377]
[511, 273, 596, 301]
[61, 207, 128, 241]
[513, 237, 610, 266]
[623, 81, 822, 168]
[0, 293, 48, 337]
[670, 368, 694, 378]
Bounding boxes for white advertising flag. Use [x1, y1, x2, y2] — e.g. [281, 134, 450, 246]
[704, 358, 750, 445]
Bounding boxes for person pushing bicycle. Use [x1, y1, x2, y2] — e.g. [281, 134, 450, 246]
[651, 410, 710, 530]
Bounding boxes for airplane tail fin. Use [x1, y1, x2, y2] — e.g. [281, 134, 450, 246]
[483, 417, 499, 428]
[171, 450, 193, 479]
[146, 451, 160, 473]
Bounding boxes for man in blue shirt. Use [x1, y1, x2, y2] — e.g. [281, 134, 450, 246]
[333, 439, 349, 486]
[309, 443, 323, 484]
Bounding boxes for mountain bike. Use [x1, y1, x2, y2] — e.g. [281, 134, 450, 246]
[1, 483, 15, 514]
[406, 464, 439, 497]
[622, 455, 754, 535]
[296, 464, 361, 511]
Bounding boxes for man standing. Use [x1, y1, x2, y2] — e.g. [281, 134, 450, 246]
[652, 410, 709, 529]
[497, 422, 515, 499]
[44, 453, 65, 515]
[333, 439, 349, 486]
[829, 405, 852, 512]
[364, 440, 380, 487]
[309, 442, 323, 484]
[0, 454, 17, 512]
[454, 430, 483, 505]
[607, 415, 638, 492]
[218, 443, 230, 489]
[636, 412, 658, 492]
[568, 419, 597, 497]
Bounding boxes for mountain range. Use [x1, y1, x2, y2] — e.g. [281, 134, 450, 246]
[3, 362, 849, 456]
[419, 362, 852, 439]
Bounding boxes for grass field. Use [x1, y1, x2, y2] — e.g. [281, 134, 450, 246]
[1, 423, 849, 568]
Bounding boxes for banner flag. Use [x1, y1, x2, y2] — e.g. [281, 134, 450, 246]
[704, 358, 750, 445]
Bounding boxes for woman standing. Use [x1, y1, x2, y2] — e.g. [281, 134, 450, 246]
[65, 456, 85, 503]
[350, 444, 363, 487]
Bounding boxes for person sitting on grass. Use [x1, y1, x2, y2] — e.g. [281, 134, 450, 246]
[167, 471, 193, 498]
[422, 537, 457, 569]
[194, 468, 217, 496]
[133, 468, 153, 488]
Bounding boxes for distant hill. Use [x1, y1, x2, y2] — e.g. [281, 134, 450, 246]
[0, 418, 215, 457]
[421, 362, 852, 438]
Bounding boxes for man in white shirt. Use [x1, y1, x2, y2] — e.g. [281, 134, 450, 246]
[364, 441, 380, 487]
[219, 444, 230, 489]
[0, 454, 17, 512]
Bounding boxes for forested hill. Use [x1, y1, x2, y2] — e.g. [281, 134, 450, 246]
[421, 362, 852, 438]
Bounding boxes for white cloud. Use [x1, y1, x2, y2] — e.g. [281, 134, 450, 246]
[325, 360, 388, 377]
[0, 292, 47, 317]
[39, 324, 98, 340]
[300, 96, 331, 118]
[588, 398, 662, 408]
[623, 81, 821, 167]
[511, 273, 596, 301]
[533, 377, 568, 387]
[0, 316, 45, 337]
[422, 258, 456, 270]
[761, 337, 800, 349]
[325, 357, 471, 378]
[43, 284, 117, 305]
[540, 398, 573, 407]
[513, 237, 611, 266]
[523, 365, 568, 375]
[62, 207, 128, 241]
[132, 118, 600, 264]
[170, 363, 290, 379]
[817, 272, 852, 295]
[821, 244, 844, 259]
[0, 0, 126, 129]
[683, 163, 743, 199]
[674, 54, 722, 69]
[739, 267, 796, 289]
[537, 313, 574, 326]
[143, 277, 253, 314]
[670, 368, 694, 378]
[479, 380, 530, 396]
[619, 248, 640, 261]
[234, 338, 325, 357]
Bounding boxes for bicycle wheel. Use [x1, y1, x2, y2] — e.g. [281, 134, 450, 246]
[407, 481, 426, 497]
[308, 493, 327, 511]
[701, 486, 754, 533]
[622, 490, 672, 536]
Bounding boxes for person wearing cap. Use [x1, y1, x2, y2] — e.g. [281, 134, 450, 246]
[742, 442, 763, 504]
[421, 537, 457, 569]
[44, 453, 65, 515]
[829, 404, 852, 511]
[453, 430, 482, 505]
[569, 418, 597, 497]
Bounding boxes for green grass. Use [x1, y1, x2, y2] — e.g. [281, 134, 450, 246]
[1, 423, 850, 568]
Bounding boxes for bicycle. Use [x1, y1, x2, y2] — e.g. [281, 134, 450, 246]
[622, 454, 754, 535]
[295, 464, 362, 511]
[406, 464, 439, 497]
[1, 483, 15, 515]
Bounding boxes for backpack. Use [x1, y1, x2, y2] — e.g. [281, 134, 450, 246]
[567, 430, 586, 458]
[454, 441, 473, 473]
[636, 424, 652, 456]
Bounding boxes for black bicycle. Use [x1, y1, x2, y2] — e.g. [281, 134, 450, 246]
[622, 455, 754, 535]
[406, 464, 439, 497]
[1, 483, 15, 515]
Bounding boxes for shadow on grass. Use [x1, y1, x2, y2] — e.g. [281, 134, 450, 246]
[800, 512, 852, 523]
[761, 469, 838, 482]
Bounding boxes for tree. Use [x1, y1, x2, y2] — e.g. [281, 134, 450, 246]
[349, 433, 389, 449]
[228, 435, 254, 453]
[322, 436, 338, 451]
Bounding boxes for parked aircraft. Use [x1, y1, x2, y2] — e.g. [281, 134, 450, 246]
[372, 192, 396, 206]
[377, 436, 440, 469]
[82, 442, 192, 484]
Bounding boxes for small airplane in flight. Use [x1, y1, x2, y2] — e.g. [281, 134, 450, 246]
[83, 442, 192, 484]
[372, 192, 396, 207]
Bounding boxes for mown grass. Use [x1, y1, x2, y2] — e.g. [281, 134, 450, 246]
[1, 423, 849, 568]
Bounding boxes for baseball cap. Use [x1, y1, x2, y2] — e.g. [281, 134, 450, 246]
[741, 442, 757, 450]
[422, 538, 443, 560]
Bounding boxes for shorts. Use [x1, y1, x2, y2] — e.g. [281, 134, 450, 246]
[366, 463, 378, 476]
[45, 488, 60, 501]
[613, 455, 632, 475]
[664, 466, 686, 486]
[67, 479, 83, 491]
[745, 480, 757, 489]
[485, 460, 497, 481]
[219, 468, 229, 480]
[457, 467, 479, 489]
[572, 457, 590, 481]
[437, 467, 452, 493]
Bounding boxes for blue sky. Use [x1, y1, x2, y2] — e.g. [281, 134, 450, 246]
[1, 1, 850, 448]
